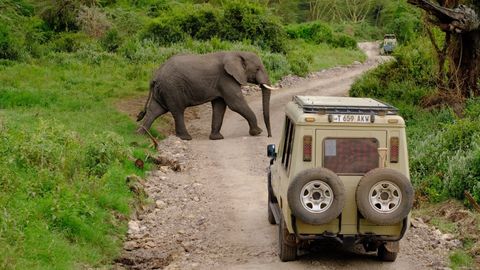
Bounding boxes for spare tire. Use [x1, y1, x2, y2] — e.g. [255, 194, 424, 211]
[288, 168, 345, 225]
[356, 168, 414, 225]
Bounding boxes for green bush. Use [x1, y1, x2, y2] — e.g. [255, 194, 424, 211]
[287, 50, 311, 76]
[141, 18, 185, 45]
[217, 2, 287, 52]
[50, 32, 91, 53]
[351, 37, 436, 107]
[351, 33, 480, 204]
[101, 28, 122, 52]
[179, 6, 221, 40]
[286, 21, 358, 49]
[286, 21, 333, 44]
[379, 1, 422, 43]
[0, 23, 21, 60]
[331, 33, 357, 49]
[37, 0, 96, 31]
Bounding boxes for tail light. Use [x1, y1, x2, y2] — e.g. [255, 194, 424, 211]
[390, 137, 399, 163]
[303, 135, 312, 162]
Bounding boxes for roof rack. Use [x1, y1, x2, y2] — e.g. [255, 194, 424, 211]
[293, 96, 398, 115]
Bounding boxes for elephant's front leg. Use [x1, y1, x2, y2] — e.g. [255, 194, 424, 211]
[223, 91, 262, 136]
[210, 98, 227, 140]
[171, 109, 192, 140]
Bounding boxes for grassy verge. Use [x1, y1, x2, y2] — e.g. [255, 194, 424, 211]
[413, 202, 480, 269]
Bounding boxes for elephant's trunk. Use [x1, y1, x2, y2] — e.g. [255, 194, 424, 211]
[261, 85, 272, 137]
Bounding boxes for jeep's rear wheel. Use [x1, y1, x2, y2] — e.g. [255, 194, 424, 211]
[378, 242, 398, 262]
[356, 168, 414, 225]
[278, 217, 297, 262]
[288, 168, 345, 225]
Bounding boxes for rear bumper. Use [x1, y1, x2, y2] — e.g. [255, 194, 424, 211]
[293, 215, 409, 243]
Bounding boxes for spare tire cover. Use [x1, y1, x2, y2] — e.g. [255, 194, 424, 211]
[356, 168, 414, 225]
[288, 168, 345, 225]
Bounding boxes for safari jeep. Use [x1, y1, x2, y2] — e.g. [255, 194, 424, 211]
[267, 96, 414, 262]
[380, 34, 397, 55]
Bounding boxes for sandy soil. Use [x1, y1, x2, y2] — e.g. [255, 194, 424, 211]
[116, 42, 456, 270]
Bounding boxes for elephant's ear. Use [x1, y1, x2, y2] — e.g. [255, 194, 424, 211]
[223, 54, 247, 85]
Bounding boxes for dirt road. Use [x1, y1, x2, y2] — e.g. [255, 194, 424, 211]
[119, 42, 451, 270]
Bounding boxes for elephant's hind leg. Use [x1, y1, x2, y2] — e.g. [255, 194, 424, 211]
[210, 98, 226, 140]
[171, 110, 192, 141]
[137, 100, 168, 134]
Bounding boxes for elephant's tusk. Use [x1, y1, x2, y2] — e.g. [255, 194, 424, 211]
[261, 84, 280, 91]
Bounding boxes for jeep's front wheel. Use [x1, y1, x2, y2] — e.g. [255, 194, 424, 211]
[278, 217, 297, 261]
[356, 168, 414, 225]
[267, 172, 276, 225]
[288, 168, 345, 225]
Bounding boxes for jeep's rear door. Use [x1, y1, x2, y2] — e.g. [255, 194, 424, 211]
[315, 129, 387, 234]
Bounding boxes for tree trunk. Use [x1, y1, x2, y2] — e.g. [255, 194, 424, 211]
[408, 0, 480, 103]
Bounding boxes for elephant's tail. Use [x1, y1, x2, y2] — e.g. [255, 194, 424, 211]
[136, 80, 155, 122]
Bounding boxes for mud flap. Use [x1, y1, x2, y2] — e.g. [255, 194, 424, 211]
[384, 241, 399, 253]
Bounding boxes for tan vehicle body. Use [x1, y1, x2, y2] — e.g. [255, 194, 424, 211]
[268, 96, 412, 261]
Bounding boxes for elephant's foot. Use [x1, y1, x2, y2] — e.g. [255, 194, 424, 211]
[209, 133, 224, 140]
[176, 132, 192, 141]
[249, 127, 263, 136]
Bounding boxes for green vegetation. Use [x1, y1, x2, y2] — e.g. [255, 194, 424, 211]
[350, 2, 480, 266]
[450, 250, 474, 270]
[351, 36, 480, 205]
[0, 0, 372, 268]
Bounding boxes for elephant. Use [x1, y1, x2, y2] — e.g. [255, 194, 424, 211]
[136, 51, 277, 140]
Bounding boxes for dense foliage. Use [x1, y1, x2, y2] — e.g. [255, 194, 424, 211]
[351, 36, 480, 204]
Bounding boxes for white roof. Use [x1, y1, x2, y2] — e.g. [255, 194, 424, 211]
[293, 96, 398, 115]
[295, 96, 391, 108]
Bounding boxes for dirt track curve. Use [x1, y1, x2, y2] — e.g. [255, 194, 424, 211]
[118, 42, 450, 270]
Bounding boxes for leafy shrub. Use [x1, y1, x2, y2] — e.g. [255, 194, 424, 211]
[141, 18, 185, 45]
[76, 5, 111, 38]
[179, 6, 221, 40]
[216, 1, 287, 52]
[260, 51, 291, 82]
[331, 33, 357, 49]
[378, 1, 422, 43]
[351, 37, 436, 107]
[287, 50, 311, 76]
[37, 0, 96, 31]
[106, 8, 147, 36]
[0, 23, 21, 60]
[146, 0, 171, 17]
[140, 2, 287, 52]
[101, 28, 122, 52]
[50, 32, 91, 53]
[286, 21, 357, 49]
[330, 21, 383, 41]
[286, 22, 333, 44]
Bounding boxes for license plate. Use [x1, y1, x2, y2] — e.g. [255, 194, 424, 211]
[330, 114, 371, 123]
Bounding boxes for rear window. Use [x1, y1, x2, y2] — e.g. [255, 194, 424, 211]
[323, 138, 379, 174]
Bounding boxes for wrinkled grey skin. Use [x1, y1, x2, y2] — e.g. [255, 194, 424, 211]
[136, 51, 272, 140]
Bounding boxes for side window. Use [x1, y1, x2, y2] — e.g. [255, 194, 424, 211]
[281, 116, 295, 171]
